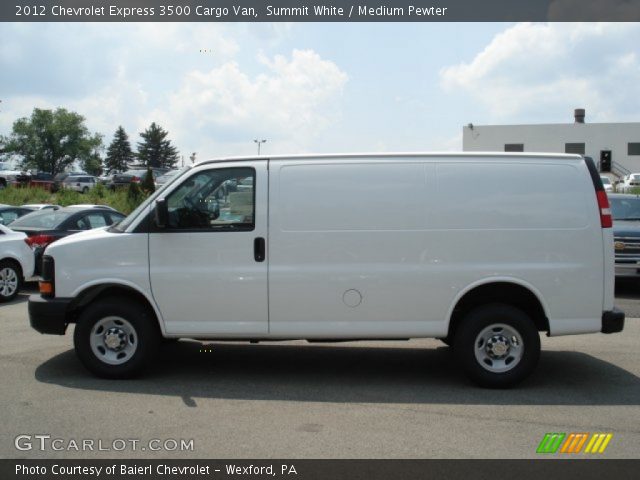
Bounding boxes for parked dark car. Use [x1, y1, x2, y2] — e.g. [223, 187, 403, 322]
[0, 206, 35, 226]
[107, 168, 167, 190]
[8, 206, 126, 274]
[609, 193, 640, 278]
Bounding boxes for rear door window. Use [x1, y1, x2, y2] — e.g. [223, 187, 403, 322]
[72, 213, 108, 230]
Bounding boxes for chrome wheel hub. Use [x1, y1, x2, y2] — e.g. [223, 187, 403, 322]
[486, 335, 511, 358]
[474, 324, 524, 373]
[104, 327, 128, 351]
[89, 316, 137, 365]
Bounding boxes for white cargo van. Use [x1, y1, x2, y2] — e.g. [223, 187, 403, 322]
[29, 153, 624, 387]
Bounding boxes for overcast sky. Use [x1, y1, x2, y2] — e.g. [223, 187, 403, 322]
[1, 22, 639, 163]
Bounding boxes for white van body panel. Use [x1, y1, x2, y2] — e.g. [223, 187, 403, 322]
[43, 153, 611, 340]
[45, 226, 165, 330]
[267, 155, 603, 338]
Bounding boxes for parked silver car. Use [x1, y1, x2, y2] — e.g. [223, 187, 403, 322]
[63, 175, 97, 193]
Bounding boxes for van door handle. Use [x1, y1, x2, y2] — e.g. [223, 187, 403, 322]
[254, 237, 266, 262]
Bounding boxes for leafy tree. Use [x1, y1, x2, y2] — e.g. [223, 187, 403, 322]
[82, 147, 103, 176]
[105, 126, 134, 173]
[3, 108, 102, 175]
[137, 122, 179, 169]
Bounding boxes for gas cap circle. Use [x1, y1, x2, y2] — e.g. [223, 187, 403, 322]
[343, 289, 362, 308]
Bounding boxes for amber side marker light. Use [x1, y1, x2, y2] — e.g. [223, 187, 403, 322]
[39, 281, 54, 296]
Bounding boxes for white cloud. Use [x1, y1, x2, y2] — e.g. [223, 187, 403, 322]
[157, 49, 349, 157]
[439, 23, 640, 123]
[0, 24, 347, 159]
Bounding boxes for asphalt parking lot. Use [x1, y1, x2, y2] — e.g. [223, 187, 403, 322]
[1, 284, 639, 459]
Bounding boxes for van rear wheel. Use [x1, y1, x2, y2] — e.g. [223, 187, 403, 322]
[73, 297, 160, 378]
[453, 304, 540, 388]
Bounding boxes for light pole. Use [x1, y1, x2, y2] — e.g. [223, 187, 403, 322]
[254, 139, 267, 155]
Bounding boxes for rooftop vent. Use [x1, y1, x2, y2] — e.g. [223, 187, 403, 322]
[574, 108, 585, 124]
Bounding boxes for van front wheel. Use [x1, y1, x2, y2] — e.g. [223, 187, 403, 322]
[73, 298, 160, 378]
[453, 304, 540, 388]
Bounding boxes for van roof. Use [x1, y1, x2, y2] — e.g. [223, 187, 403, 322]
[198, 152, 583, 166]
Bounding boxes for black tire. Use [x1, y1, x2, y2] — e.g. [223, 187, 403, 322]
[453, 304, 540, 388]
[73, 297, 160, 378]
[82, 187, 89, 194]
[0, 259, 23, 303]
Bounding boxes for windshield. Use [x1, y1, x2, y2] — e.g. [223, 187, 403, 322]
[112, 166, 191, 232]
[121, 170, 147, 177]
[610, 197, 640, 221]
[9, 210, 73, 229]
[157, 170, 180, 182]
[601, 177, 611, 185]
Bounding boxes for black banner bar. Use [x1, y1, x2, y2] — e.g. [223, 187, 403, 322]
[2, 0, 640, 22]
[3, 459, 640, 480]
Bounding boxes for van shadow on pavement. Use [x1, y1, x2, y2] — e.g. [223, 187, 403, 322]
[35, 341, 640, 407]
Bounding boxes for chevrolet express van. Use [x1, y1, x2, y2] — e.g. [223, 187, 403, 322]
[29, 153, 624, 387]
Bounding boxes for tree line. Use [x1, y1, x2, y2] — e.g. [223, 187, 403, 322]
[0, 107, 180, 176]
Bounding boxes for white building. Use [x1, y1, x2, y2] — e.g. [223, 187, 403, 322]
[462, 109, 640, 177]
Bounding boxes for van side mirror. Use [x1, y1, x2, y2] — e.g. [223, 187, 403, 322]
[155, 198, 168, 228]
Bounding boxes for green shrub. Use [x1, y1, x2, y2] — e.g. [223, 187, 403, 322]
[0, 185, 149, 215]
[126, 182, 147, 212]
[141, 168, 156, 194]
[0, 186, 50, 205]
[54, 188, 83, 206]
[90, 182, 106, 200]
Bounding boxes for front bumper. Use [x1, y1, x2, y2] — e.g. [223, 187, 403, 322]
[28, 295, 73, 335]
[602, 308, 625, 334]
[615, 262, 640, 277]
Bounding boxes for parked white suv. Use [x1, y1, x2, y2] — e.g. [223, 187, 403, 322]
[28, 153, 624, 387]
[600, 176, 614, 193]
[63, 175, 97, 193]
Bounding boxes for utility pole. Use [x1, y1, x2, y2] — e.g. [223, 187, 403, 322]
[254, 139, 267, 155]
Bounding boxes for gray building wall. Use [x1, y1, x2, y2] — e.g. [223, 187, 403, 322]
[462, 121, 640, 175]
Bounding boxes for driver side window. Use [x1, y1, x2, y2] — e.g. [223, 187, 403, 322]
[166, 167, 255, 230]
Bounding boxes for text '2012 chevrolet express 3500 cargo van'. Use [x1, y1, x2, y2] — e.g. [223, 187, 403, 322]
[29, 153, 624, 387]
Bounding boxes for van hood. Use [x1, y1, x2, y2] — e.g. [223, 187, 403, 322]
[45, 226, 111, 252]
[612, 220, 640, 237]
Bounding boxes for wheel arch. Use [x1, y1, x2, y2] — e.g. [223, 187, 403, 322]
[0, 256, 24, 277]
[447, 278, 550, 340]
[68, 282, 166, 336]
